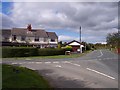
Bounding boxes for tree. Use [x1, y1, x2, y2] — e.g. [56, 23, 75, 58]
[81, 41, 95, 51]
[106, 32, 120, 48]
[58, 41, 65, 48]
[58, 41, 62, 48]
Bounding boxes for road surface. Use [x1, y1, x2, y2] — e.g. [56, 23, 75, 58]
[2, 49, 119, 88]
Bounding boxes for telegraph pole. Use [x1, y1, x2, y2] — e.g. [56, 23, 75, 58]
[80, 26, 81, 43]
[80, 26, 82, 53]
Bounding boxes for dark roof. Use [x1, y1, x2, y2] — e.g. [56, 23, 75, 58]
[12, 28, 26, 36]
[34, 29, 48, 37]
[1, 28, 58, 39]
[12, 28, 48, 37]
[47, 32, 58, 39]
[66, 40, 82, 45]
[1, 29, 11, 37]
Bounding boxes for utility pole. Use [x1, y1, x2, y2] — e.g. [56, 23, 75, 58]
[80, 26, 82, 53]
[80, 26, 81, 43]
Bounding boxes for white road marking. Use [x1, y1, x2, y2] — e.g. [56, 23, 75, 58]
[86, 68, 115, 80]
[73, 63, 81, 66]
[98, 50, 103, 57]
[19, 63, 23, 64]
[28, 62, 34, 64]
[45, 62, 51, 64]
[62, 61, 71, 63]
[55, 65, 62, 68]
[36, 62, 42, 64]
[69, 62, 81, 67]
[11, 62, 18, 64]
[53, 61, 59, 63]
[74, 78, 79, 80]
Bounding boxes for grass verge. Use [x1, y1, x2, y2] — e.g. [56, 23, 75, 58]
[109, 48, 118, 54]
[2, 64, 51, 89]
[6, 50, 92, 60]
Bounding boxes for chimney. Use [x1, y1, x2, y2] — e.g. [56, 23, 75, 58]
[27, 24, 32, 31]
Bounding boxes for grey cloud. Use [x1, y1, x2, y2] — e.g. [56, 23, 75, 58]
[2, 2, 118, 43]
[1, 13, 15, 28]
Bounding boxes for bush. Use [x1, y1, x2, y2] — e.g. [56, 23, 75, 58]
[2, 47, 67, 58]
[2, 47, 38, 58]
[38, 48, 65, 56]
[61, 45, 72, 51]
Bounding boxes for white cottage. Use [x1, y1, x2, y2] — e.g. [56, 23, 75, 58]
[1, 25, 58, 48]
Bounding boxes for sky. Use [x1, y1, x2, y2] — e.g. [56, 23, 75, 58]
[1, 1, 118, 43]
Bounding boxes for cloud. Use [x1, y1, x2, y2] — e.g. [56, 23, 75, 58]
[2, 2, 118, 43]
[59, 35, 79, 41]
[3, 0, 120, 2]
[1, 13, 15, 28]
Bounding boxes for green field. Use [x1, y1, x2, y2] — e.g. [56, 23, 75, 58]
[2, 64, 51, 89]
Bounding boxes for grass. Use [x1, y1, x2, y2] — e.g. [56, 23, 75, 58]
[2, 64, 51, 89]
[9, 50, 92, 60]
[105, 47, 117, 53]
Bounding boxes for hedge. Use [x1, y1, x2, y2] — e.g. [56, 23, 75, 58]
[38, 48, 65, 56]
[2, 47, 66, 58]
[2, 47, 39, 58]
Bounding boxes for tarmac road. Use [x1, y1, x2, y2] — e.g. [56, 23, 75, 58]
[2, 49, 119, 88]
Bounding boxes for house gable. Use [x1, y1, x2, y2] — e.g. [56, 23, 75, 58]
[69, 42, 80, 46]
[67, 40, 84, 47]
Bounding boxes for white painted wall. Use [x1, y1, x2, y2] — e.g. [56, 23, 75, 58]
[2, 36, 12, 42]
[69, 42, 80, 46]
[68, 41, 84, 48]
[48, 39, 58, 44]
[2, 35, 58, 46]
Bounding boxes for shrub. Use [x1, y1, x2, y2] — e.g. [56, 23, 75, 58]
[2, 47, 38, 58]
[61, 45, 72, 51]
[2, 47, 66, 58]
[38, 48, 65, 56]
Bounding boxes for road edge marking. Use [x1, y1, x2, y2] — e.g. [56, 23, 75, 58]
[86, 68, 115, 80]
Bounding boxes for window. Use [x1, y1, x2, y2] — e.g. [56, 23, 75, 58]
[13, 35, 16, 40]
[4, 37, 9, 41]
[21, 36, 26, 41]
[35, 37, 39, 41]
[39, 38, 44, 42]
[51, 39, 55, 42]
[44, 38, 48, 42]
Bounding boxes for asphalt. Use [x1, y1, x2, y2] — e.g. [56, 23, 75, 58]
[2, 49, 119, 88]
